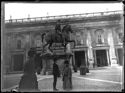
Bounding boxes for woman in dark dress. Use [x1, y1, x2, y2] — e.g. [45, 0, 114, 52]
[19, 48, 39, 92]
[62, 60, 72, 90]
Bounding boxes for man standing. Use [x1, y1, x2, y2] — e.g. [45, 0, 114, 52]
[53, 58, 60, 91]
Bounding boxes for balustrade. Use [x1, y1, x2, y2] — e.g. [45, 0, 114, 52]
[5, 10, 122, 23]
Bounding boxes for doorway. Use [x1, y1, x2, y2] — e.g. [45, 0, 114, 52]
[74, 51, 86, 69]
[96, 50, 108, 67]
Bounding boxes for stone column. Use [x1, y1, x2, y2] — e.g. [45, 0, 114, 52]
[85, 50, 87, 66]
[86, 30, 94, 68]
[115, 48, 119, 64]
[72, 52, 75, 66]
[106, 49, 111, 66]
[107, 28, 117, 66]
[93, 50, 97, 68]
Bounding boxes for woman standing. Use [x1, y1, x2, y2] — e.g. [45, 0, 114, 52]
[62, 60, 72, 90]
[19, 48, 39, 92]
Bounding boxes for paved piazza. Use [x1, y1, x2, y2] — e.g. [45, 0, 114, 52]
[38, 66, 123, 91]
[2, 66, 123, 92]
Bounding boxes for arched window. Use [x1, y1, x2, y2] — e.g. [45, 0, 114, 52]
[17, 39, 21, 49]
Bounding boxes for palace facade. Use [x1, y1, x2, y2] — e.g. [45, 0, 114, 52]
[3, 10, 124, 74]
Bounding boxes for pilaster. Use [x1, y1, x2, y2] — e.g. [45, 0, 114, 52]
[106, 49, 111, 66]
[86, 29, 94, 68]
[108, 27, 117, 66]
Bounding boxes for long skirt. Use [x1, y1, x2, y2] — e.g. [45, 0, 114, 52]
[19, 73, 38, 92]
[63, 76, 72, 90]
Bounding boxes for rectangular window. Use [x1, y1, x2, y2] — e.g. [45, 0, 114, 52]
[12, 54, 24, 71]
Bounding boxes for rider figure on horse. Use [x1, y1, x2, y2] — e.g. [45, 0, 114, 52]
[55, 20, 63, 41]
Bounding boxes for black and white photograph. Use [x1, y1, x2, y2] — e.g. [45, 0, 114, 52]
[1, 2, 124, 92]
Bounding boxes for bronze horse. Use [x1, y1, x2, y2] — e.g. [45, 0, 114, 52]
[41, 24, 75, 52]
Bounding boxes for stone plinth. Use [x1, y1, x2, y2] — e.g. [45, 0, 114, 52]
[40, 51, 73, 75]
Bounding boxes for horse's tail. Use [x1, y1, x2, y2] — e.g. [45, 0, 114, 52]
[41, 33, 46, 42]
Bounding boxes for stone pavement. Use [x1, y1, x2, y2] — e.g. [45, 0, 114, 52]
[38, 66, 123, 92]
[2, 73, 53, 91]
[1, 66, 124, 92]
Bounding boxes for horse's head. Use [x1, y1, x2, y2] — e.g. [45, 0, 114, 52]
[62, 24, 73, 33]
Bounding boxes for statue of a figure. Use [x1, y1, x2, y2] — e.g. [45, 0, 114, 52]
[55, 20, 63, 40]
[40, 20, 75, 53]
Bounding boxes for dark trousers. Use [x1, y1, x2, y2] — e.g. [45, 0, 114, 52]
[53, 75, 57, 89]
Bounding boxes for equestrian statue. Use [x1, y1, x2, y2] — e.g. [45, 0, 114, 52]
[41, 20, 76, 53]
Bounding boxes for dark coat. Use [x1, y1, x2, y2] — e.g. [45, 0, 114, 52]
[62, 66, 72, 90]
[53, 63, 60, 77]
[19, 57, 38, 92]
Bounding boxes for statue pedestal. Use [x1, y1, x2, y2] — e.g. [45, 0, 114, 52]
[39, 44, 73, 75]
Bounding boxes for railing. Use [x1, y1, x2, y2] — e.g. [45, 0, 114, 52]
[5, 10, 123, 23]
